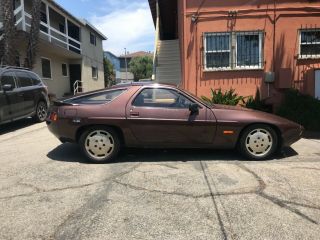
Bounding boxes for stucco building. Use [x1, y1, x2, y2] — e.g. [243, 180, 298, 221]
[0, 0, 106, 98]
[149, 0, 320, 106]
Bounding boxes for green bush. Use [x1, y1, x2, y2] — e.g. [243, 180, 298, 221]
[201, 88, 247, 106]
[276, 89, 320, 131]
[243, 89, 272, 113]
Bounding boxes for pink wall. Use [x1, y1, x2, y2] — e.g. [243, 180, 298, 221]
[178, 0, 320, 106]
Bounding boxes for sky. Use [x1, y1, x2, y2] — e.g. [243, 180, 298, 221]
[55, 0, 155, 56]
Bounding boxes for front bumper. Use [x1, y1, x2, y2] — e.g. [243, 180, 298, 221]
[282, 125, 304, 147]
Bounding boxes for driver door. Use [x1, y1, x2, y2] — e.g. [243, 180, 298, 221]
[126, 87, 216, 147]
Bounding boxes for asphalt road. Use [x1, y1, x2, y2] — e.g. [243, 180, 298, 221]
[0, 119, 320, 240]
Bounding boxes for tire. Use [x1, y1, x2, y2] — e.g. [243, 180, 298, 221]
[34, 101, 48, 122]
[238, 124, 278, 160]
[79, 126, 121, 163]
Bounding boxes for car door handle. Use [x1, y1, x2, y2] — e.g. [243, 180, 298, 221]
[130, 112, 140, 117]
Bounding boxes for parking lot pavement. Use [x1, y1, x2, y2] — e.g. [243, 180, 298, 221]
[0, 120, 320, 240]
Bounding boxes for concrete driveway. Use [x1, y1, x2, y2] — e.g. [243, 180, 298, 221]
[0, 120, 319, 240]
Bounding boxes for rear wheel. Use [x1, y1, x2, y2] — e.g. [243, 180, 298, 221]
[34, 101, 48, 122]
[238, 124, 278, 160]
[79, 127, 121, 163]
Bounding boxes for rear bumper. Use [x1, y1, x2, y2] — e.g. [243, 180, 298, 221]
[46, 119, 78, 143]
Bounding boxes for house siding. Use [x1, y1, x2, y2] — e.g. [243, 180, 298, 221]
[176, 0, 320, 106]
[80, 26, 105, 92]
[0, 0, 106, 98]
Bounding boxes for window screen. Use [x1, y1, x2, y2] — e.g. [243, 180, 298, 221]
[92, 66, 98, 79]
[300, 30, 320, 57]
[62, 63, 68, 76]
[41, 58, 51, 79]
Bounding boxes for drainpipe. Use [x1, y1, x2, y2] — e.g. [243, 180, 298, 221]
[270, 0, 277, 98]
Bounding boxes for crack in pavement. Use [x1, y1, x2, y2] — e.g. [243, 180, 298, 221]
[200, 161, 228, 240]
[113, 180, 259, 199]
[236, 164, 319, 225]
[52, 164, 141, 240]
[0, 164, 142, 201]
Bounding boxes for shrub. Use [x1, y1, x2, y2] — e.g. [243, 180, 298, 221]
[201, 88, 247, 106]
[276, 89, 320, 131]
[243, 89, 272, 113]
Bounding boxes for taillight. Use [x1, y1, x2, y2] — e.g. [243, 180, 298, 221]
[49, 112, 58, 121]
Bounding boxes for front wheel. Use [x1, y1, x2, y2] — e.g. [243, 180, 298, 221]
[79, 127, 121, 163]
[238, 124, 278, 160]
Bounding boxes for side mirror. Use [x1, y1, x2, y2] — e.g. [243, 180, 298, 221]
[189, 103, 199, 115]
[2, 84, 14, 92]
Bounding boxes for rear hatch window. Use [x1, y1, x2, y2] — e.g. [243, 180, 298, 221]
[63, 89, 127, 105]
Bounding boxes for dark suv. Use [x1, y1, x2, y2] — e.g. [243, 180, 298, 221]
[0, 66, 49, 125]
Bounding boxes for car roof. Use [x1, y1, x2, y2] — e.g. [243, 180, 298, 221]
[110, 81, 179, 89]
[0, 66, 31, 74]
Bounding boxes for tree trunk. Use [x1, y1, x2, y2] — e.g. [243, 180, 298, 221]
[1, 0, 17, 66]
[25, 0, 42, 68]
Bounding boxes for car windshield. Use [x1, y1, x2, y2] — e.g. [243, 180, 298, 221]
[180, 88, 212, 107]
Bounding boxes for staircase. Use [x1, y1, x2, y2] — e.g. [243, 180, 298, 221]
[155, 39, 182, 85]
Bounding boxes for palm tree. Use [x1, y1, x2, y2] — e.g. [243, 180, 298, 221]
[25, 0, 42, 68]
[0, 0, 17, 66]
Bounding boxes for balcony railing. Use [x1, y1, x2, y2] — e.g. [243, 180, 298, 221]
[13, 2, 82, 54]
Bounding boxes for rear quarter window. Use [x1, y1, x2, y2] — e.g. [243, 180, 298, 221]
[15, 71, 33, 87]
[27, 72, 42, 85]
[66, 89, 127, 105]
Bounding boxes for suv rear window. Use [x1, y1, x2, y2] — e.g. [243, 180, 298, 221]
[16, 71, 33, 87]
[27, 72, 42, 85]
[66, 89, 127, 105]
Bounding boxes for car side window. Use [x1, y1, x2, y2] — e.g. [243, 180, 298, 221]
[66, 89, 127, 104]
[133, 88, 194, 109]
[0, 72, 16, 91]
[27, 72, 41, 85]
[15, 71, 33, 87]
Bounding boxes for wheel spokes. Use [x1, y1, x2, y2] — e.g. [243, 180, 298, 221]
[85, 130, 115, 160]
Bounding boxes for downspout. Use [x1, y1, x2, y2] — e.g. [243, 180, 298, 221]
[271, 0, 277, 98]
[152, 0, 160, 81]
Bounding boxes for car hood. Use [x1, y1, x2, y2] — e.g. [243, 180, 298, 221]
[212, 104, 301, 127]
[212, 104, 254, 111]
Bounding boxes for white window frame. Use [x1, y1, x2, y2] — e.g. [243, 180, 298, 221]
[235, 31, 264, 69]
[299, 29, 320, 59]
[41, 57, 52, 80]
[203, 31, 264, 71]
[92, 66, 98, 79]
[62, 63, 68, 77]
[203, 32, 231, 71]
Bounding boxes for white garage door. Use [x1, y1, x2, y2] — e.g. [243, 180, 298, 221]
[316, 70, 320, 99]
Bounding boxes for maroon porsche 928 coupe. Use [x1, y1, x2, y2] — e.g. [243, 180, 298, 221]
[47, 83, 303, 163]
